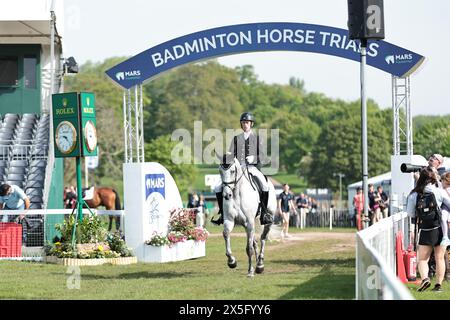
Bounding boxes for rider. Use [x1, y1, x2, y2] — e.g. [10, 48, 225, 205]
[211, 112, 273, 225]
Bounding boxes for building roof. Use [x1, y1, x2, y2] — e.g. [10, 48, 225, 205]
[0, 0, 64, 46]
[347, 171, 392, 189]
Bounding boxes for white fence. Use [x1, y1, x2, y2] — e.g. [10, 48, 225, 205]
[356, 211, 414, 300]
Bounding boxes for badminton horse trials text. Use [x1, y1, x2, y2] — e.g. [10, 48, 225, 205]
[150, 27, 380, 67]
[107, 23, 423, 89]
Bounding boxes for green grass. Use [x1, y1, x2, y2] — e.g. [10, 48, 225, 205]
[407, 280, 450, 300]
[0, 229, 355, 300]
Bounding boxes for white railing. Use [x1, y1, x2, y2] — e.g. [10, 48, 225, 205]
[42, 142, 54, 209]
[0, 209, 125, 260]
[356, 211, 414, 300]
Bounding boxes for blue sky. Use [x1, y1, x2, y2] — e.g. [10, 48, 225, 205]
[63, 0, 450, 116]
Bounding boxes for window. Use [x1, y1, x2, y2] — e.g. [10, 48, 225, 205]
[0, 56, 19, 86]
[24, 56, 37, 89]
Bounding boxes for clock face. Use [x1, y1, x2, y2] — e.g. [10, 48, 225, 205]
[84, 120, 97, 152]
[55, 121, 77, 154]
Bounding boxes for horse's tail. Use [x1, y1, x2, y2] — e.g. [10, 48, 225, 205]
[112, 189, 122, 210]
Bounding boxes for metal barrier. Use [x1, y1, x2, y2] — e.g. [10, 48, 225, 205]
[288, 208, 354, 229]
[356, 211, 413, 300]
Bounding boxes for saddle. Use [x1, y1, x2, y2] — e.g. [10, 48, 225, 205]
[248, 173, 268, 216]
[82, 186, 95, 200]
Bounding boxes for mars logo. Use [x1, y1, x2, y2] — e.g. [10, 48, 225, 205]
[145, 174, 165, 198]
[385, 53, 413, 65]
[145, 173, 167, 230]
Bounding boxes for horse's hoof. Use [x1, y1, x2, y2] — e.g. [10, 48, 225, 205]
[255, 266, 264, 274]
[247, 272, 255, 278]
[228, 261, 237, 269]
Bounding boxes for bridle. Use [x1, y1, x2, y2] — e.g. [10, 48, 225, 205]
[220, 162, 244, 194]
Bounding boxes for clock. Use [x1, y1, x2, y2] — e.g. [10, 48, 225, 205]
[55, 121, 77, 154]
[84, 120, 97, 152]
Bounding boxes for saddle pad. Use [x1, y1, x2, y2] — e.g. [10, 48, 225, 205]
[83, 187, 95, 200]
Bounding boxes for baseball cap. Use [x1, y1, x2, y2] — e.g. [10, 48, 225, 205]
[432, 153, 444, 165]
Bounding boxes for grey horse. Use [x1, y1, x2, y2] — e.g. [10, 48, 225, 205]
[218, 157, 277, 277]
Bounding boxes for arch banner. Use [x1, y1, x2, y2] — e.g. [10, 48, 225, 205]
[106, 22, 424, 89]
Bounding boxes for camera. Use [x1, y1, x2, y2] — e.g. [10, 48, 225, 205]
[400, 163, 424, 173]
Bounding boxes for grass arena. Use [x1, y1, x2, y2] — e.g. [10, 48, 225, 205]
[1, 1, 450, 304]
[1, 226, 448, 300]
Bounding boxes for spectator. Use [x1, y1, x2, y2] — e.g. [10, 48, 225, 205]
[188, 193, 199, 208]
[197, 194, 209, 227]
[377, 186, 390, 219]
[415, 153, 444, 185]
[64, 186, 77, 209]
[296, 193, 309, 228]
[406, 167, 450, 292]
[353, 187, 364, 230]
[0, 183, 31, 244]
[296, 193, 309, 212]
[368, 184, 381, 225]
[277, 184, 297, 238]
[310, 198, 318, 214]
[439, 173, 450, 281]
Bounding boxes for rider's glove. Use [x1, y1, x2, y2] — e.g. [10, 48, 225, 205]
[246, 155, 255, 163]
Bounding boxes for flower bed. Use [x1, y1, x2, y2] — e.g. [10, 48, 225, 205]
[144, 208, 208, 263]
[44, 214, 135, 265]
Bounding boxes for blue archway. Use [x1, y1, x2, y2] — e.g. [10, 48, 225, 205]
[106, 22, 424, 89]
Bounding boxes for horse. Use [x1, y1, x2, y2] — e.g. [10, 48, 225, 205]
[63, 186, 122, 231]
[218, 156, 277, 277]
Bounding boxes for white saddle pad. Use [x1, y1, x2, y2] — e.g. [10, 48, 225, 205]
[83, 187, 95, 200]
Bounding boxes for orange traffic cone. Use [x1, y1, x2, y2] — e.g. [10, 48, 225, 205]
[396, 231, 408, 283]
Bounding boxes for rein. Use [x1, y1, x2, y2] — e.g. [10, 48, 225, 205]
[221, 164, 245, 193]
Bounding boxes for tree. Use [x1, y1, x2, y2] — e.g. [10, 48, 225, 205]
[144, 135, 197, 198]
[307, 103, 391, 192]
[414, 119, 450, 157]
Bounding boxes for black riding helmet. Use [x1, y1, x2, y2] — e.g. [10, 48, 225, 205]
[240, 112, 255, 125]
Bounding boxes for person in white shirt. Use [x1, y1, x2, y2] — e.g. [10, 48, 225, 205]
[406, 167, 450, 292]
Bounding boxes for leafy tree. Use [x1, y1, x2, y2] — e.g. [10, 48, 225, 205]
[144, 61, 244, 139]
[307, 103, 391, 191]
[414, 119, 450, 157]
[144, 135, 197, 197]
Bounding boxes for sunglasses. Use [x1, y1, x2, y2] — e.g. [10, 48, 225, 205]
[429, 156, 439, 161]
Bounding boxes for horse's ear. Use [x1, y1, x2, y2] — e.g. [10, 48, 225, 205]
[215, 150, 223, 163]
[224, 152, 235, 165]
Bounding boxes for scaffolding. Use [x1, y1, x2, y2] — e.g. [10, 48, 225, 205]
[123, 85, 145, 163]
[392, 76, 413, 156]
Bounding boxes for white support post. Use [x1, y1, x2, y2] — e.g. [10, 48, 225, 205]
[329, 207, 333, 230]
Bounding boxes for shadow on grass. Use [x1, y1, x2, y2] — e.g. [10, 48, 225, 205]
[278, 272, 355, 299]
[58, 271, 197, 280]
[272, 258, 355, 268]
[271, 258, 355, 299]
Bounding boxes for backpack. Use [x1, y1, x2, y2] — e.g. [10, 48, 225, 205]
[415, 192, 441, 229]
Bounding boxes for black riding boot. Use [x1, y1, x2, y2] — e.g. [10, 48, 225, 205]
[260, 191, 273, 225]
[211, 192, 224, 225]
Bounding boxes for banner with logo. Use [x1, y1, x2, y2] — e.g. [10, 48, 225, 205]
[106, 22, 424, 89]
[123, 162, 183, 261]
